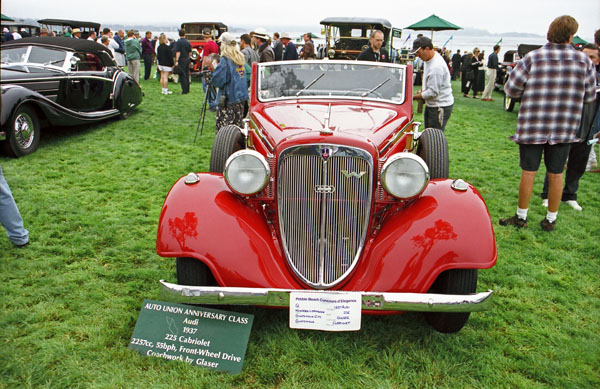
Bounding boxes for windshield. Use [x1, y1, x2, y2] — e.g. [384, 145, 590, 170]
[258, 61, 406, 104]
[1, 46, 67, 68]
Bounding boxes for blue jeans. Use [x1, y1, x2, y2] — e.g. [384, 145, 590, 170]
[0, 165, 29, 245]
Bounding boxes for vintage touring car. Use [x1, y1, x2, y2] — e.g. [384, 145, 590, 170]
[157, 60, 497, 333]
[1, 37, 142, 156]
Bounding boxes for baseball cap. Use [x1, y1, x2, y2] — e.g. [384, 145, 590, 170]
[411, 36, 433, 54]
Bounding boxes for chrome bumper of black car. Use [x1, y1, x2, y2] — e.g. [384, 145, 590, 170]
[159, 281, 493, 313]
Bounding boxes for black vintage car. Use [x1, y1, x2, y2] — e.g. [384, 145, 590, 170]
[1, 37, 142, 157]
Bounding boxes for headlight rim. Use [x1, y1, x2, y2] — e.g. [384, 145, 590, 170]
[224, 149, 270, 196]
[381, 152, 430, 199]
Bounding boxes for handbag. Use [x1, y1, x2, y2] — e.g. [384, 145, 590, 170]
[466, 71, 475, 81]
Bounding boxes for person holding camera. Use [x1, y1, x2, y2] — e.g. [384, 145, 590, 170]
[210, 32, 249, 133]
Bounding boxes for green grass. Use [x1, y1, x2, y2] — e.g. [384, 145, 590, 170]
[1, 71, 599, 388]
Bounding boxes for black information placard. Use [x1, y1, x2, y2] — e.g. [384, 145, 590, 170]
[129, 299, 254, 374]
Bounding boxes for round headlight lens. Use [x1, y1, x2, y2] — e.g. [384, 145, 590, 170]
[224, 150, 270, 195]
[381, 153, 429, 199]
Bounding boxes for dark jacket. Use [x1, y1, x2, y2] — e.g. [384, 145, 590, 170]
[451, 53, 461, 68]
[113, 34, 126, 54]
[273, 39, 283, 61]
[157, 44, 174, 67]
[357, 46, 390, 62]
[259, 42, 275, 63]
[283, 42, 298, 60]
[487, 52, 499, 71]
[211, 56, 249, 106]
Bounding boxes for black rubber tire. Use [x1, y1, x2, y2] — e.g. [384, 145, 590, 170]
[3, 105, 40, 157]
[176, 257, 217, 286]
[504, 94, 516, 112]
[424, 269, 478, 333]
[417, 128, 449, 179]
[209, 124, 245, 173]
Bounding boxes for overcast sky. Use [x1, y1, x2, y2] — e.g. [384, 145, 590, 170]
[2, 0, 598, 40]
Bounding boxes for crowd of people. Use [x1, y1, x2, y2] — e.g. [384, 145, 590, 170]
[1, 17, 600, 245]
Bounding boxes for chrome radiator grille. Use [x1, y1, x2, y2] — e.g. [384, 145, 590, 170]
[277, 145, 373, 288]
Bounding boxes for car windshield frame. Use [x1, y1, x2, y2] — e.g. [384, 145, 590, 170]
[257, 60, 406, 105]
[1, 45, 69, 70]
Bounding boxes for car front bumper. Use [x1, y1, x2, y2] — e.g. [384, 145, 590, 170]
[160, 280, 493, 313]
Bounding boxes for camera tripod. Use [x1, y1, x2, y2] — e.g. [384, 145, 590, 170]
[193, 72, 217, 144]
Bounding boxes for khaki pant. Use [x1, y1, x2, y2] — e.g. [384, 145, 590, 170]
[482, 68, 496, 100]
[128, 59, 141, 83]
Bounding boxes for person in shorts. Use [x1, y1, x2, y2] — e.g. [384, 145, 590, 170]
[499, 15, 596, 231]
[156, 34, 174, 95]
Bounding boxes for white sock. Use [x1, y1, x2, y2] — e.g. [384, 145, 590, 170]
[546, 211, 557, 223]
[516, 207, 528, 220]
[162, 88, 167, 93]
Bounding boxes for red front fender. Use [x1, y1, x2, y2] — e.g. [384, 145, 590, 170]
[157, 175, 496, 292]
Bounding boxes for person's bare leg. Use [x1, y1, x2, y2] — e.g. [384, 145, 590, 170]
[546, 172, 563, 213]
[518, 170, 537, 209]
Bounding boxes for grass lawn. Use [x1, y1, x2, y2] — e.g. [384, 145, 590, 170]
[1, 70, 599, 388]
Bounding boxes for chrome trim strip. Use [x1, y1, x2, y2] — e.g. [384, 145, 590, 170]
[250, 118, 275, 153]
[159, 281, 494, 313]
[379, 120, 412, 155]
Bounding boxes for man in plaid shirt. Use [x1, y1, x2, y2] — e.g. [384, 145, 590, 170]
[500, 15, 597, 232]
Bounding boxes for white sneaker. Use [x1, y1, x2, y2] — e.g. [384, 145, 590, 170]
[564, 200, 582, 211]
[542, 199, 548, 207]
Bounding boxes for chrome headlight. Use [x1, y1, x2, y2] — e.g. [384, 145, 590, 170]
[381, 153, 429, 199]
[224, 150, 270, 195]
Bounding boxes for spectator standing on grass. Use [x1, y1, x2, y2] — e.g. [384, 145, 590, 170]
[174, 29, 192, 94]
[201, 28, 220, 111]
[499, 15, 596, 232]
[461, 52, 473, 96]
[281, 32, 298, 61]
[357, 30, 389, 62]
[587, 29, 600, 173]
[0, 164, 29, 247]
[125, 30, 142, 83]
[157, 34, 174, 95]
[272, 32, 283, 61]
[539, 43, 600, 211]
[482, 45, 501, 101]
[411, 36, 454, 131]
[241, 34, 259, 66]
[254, 28, 275, 63]
[451, 49, 461, 80]
[210, 32, 249, 133]
[471, 48, 484, 98]
[141, 31, 154, 80]
[113, 29, 126, 67]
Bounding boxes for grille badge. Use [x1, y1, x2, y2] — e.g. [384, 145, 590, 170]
[341, 170, 367, 179]
[315, 184, 335, 194]
[320, 147, 332, 161]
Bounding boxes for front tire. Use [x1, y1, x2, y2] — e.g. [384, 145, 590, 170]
[424, 269, 478, 333]
[504, 94, 516, 112]
[209, 125, 245, 173]
[176, 257, 217, 286]
[3, 105, 40, 157]
[417, 128, 449, 179]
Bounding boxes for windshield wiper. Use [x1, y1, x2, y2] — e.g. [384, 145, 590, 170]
[361, 78, 390, 97]
[296, 72, 325, 96]
[44, 59, 65, 66]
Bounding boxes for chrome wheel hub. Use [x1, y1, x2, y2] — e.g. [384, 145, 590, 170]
[14, 113, 34, 148]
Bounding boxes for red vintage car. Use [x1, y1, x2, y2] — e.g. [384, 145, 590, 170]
[180, 22, 227, 74]
[156, 60, 497, 333]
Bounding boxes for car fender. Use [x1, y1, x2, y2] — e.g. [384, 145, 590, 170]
[1, 85, 49, 129]
[113, 71, 143, 113]
[156, 173, 303, 288]
[345, 179, 497, 293]
[157, 175, 496, 292]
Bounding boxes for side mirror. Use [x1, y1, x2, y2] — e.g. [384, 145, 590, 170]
[70, 56, 80, 70]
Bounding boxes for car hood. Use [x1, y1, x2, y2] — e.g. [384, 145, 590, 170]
[252, 101, 410, 149]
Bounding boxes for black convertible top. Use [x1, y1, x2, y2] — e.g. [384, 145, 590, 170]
[320, 17, 392, 30]
[2, 37, 113, 57]
[38, 19, 101, 30]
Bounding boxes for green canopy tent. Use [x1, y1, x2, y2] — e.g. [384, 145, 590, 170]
[1, 14, 15, 22]
[572, 35, 588, 45]
[405, 14, 461, 39]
